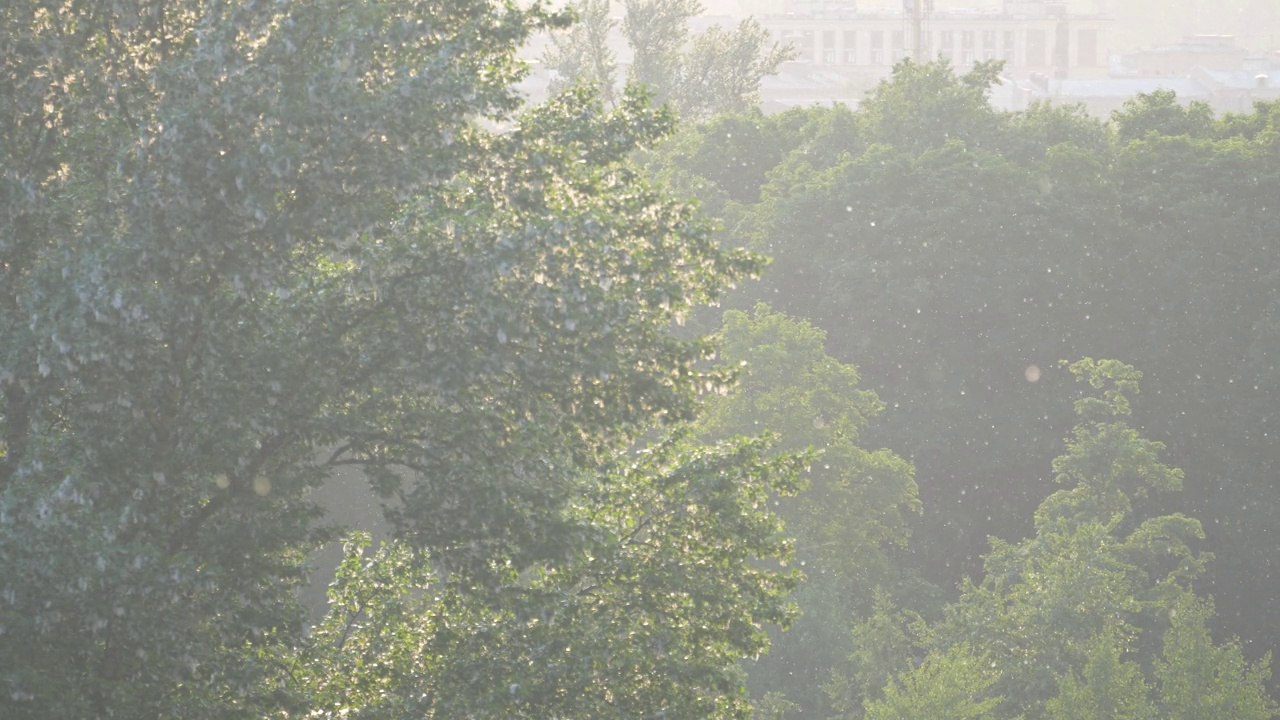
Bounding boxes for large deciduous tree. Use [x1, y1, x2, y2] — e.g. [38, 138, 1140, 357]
[0, 2, 790, 717]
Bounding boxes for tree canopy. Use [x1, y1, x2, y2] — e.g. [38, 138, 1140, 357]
[867, 360, 1275, 720]
[653, 58, 1280, 717]
[0, 2, 801, 717]
[6, 8, 1280, 717]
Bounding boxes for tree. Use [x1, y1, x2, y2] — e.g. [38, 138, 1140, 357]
[658, 63, 1280, 666]
[1156, 594, 1278, 720]
[920, 360, 1206, 716]
[1111, 89, 1215, 144]
[824, 588, 927, 719]
[692, 304, 924, 717]
[673, 17, 795, 119]
[290, 432, 804, 720]
[0, 2, 771, 717]
[857, 58, 1008, 154]
[1044, 627, 1157, 720]
[862, 644, 1008, 720]
[858, 360, 1275, 719]
[623, 0, 700, 104]
[545, 0, 794, 120]
[542, 0, 617, 103]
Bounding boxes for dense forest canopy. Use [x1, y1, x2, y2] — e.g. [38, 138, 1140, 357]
[650, 59, 1280, 717]
[1, 1, 1278, 719]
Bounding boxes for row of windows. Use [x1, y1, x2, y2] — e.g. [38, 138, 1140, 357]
[783, 27, 1098, 68]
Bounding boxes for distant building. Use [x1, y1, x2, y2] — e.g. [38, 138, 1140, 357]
[759, 0, 1112, 82]
[1002, 51, 1280, 116]
[1191, 54, 1280, 113]
[1113, 35, 1250, 78]
[519, 1, 1278, 118]
[1008, 76, 1211, 115]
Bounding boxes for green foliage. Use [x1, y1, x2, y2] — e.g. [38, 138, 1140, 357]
[623, 0, 701, 103]
[694, 304, 924, 717]
[644, 105, 859, 227]
[1045, 627, 1157, 720]
[0, 1, 775, 717]
[543, 0, 617, 103]
[700, 304, 919, 569]
[824, 588, 925, 718]
[920, 362, 1210, 716]
[846, 361, 1276, 719]
[1038, 359, 1185, 527]
[1004, 100, 1110, 163]
[1111, 89, 1216, 144]
[1156, 595, 1279, 720]
[659, 57, 1280, 676]
[862, 644, 1009, 720]
[857, 59, 1007, 154]
[676, 18, 796, 120]
[1215, 100, 1280, 141]
[292, 433, 804, 719]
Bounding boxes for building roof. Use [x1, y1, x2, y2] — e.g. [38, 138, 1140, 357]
[1046, 77, 1209, 99]
[1200, 68, 1280, 91]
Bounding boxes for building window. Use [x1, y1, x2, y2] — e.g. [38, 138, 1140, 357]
[892, 30, 906, 61]
[980, 30, 995, 60]
[870, 30, 884, 64]
[844, 30, 858, 63]
[961, 31, 975, 65]
[1026, 28, 1046, 66]
[1077, 29, 1098, 67]
[1003, 30, 1016, 64]
[939, 30, 955, 62]
[823, 29, 836, 64]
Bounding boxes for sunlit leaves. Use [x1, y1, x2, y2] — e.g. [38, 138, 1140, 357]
[292, 434, 803, 719]
[0, 1, 762, 717]
[863, 644, 1007, 720]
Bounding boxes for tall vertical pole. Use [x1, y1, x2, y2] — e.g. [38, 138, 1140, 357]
[909, 0, 931, 62]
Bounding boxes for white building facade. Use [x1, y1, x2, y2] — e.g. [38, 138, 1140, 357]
[760, 0, 1111, 81]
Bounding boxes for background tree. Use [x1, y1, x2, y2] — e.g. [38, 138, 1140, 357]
[652, 63, 1280, 696]
[545, 0, 793, 119]
[672, 16, 795, 119]
[692, 304, 927, 717]
[543, 0, 617, 103]
[623, 0, 700, 103]
[1043, 627, 1157, 720]
[857, 360, 1276, 719]
[1157, 594, 1278, 720]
